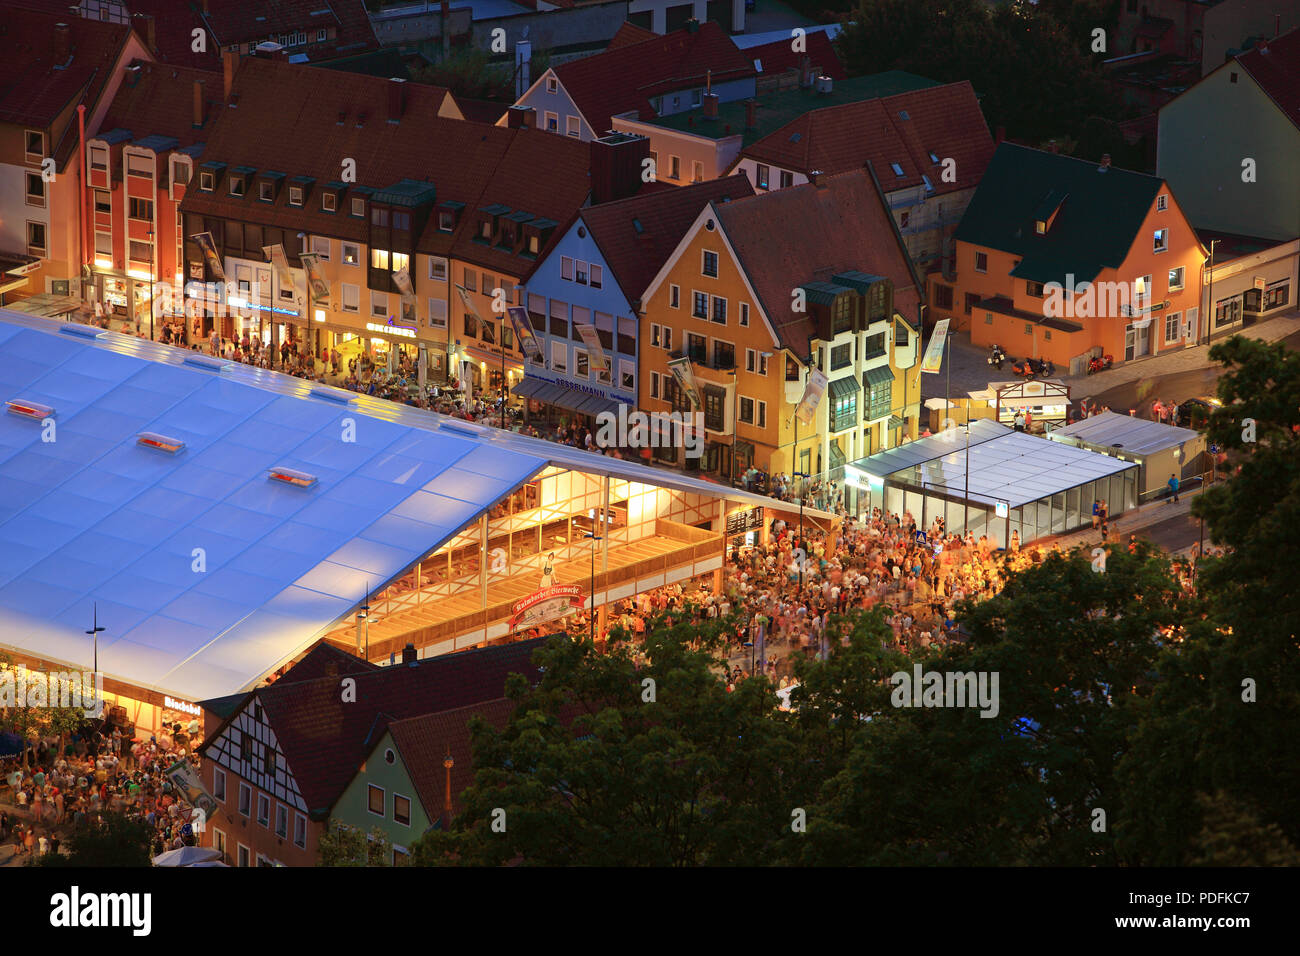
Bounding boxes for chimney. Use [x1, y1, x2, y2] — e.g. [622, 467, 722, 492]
[809, 169, 825, 187]
[132, 12, 156, 52]
[402, 643, 418, 666]
[1099, 153, 1112, 171]
[515, 40, 532, 101]
[192, 79, 205, 129]
[995, 125, 1005, 144]
[223, 50, 238, 102]
[702, 92, 719, 119]
[387, 76, 407, 124]
[590, 132, 651, 205]
[745, 99, 757, 129]
[54, 22, 70, 64]
[686, 18, 699, 33]
[506, 105, 535, 129]
[800, 56, 814, 87]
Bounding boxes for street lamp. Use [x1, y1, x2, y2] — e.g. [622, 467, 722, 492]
[794, 469, 811, 594]
[1202, 239, 1219, 348]
[442, 749, 455, 827]
[85, 602, 105, 680]
[356, 582, 371, 660]
[147, 227, 156, 342]
[585, 529, 603, 642]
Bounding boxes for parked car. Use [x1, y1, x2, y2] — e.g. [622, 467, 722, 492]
[1175, 396, 1220, 429]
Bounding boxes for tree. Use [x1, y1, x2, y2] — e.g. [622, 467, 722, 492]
[0, 657, 92, 769]
[36, 812, 153, 867]
[317, 821, 392, 866]
[1117, 336, 1300, 864]
[413, 618, 805, 866]
[1189, 791, 1300, 866]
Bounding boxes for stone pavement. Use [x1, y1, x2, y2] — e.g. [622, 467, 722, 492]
[922, 309, 1300, 405]
[1038, 482, 1206, 555]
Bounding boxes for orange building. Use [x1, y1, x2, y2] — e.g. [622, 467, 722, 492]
[639, 168, 923, 485]
[936, 144, 1206, 369]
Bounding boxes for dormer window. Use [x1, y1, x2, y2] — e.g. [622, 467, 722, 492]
[1035, 220, 1046, 235]
[527, 234, 539, 255]
[230, 176, 245, 197]
[289, 186, 303, 206]
[321, 192, 336, 212]
[479, 219, 492, 240]
[200, 171, 215, 191]
[260, 181, 274, 202]
[439, 211, 454, 231]
[352, 197, 364, 217]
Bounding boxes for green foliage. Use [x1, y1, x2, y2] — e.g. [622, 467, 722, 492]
[409, 45, 550, 104]
[1190, 791, 1300, 866]
[835, 0, 1127, 143]
[317, 821, 391, 867]
[36, 812, 152, 867]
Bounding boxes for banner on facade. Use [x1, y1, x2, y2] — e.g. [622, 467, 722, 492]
[190, 232, 225, 283]
[794, 367, 828, 426]
[667, 355, 701, 410]
[920, 318, 949, 375]
[299, 253, 330, 304]
[508, 584, 586, 631]
[262, 244, 295, 292]
[506, 306, 544, 364]
[393, 263, 416, 307]
[164, 759, 217, 820]
[573, 322, 610, 373]
[455, 285, 485, 322]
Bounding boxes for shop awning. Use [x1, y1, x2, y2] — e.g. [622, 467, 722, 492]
[828, 375, 860, 401]
[514, 377, 620, 418]
[829, 442, 846, 467]
[735, 440, 755, 459]
[511, 377, 552, 401]
[863, 365, 895, 389]
[887, 415, 904, 430]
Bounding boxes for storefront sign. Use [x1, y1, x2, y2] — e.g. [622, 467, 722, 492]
[795, 367, 828, 426]
[163, 695, 201, 716]
[366, 321, 415, 338]
[573, 322, 610, 373]
[506, 306, 544, 364]
[190, 233, 225, 282]
[995, 502, 1008, 518]
[1254, 276, 1267, 290]
[920, 318, 949, 375]
[508, 584, 586, 631]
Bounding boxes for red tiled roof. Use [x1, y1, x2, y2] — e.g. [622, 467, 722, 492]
[1236, 27, 1300, 132]
[0, 9, 131, 136]
[580, 174, 755, 306]
[714, 168, 920, 356]
[554, 21, 757, 132]
[742, 81, 994, 198]
[218, 637, 549, 818]
[455, 97, 509, 125]
[746, 30, 846, 80]
[98, 60, 225, 150]
[386, 697, 516, 821]
[605, 22, 660, 51]
[122, 0, 220, 70]
[198, 0, 379, 63]
[276, 641, 378, 685]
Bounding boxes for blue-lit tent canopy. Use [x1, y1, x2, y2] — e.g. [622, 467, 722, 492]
[0, 311, 767, 701]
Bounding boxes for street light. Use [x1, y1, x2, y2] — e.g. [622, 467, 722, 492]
[585, 529, 603, 642]
[85, 602, 105, 680]
[1202, 239, 1219, 348]
[147, 227, 156, 342]
[442, 749, 455, 827]
[356, 582, 371, 660]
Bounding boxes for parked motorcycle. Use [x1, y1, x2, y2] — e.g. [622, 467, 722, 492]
[1086, 354, 1114, 375]
[987, 344, 1007, 369]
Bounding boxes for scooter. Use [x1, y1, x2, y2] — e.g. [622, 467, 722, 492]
[1011, 360, 1034, 378]
[1086, 354, 1114, 375]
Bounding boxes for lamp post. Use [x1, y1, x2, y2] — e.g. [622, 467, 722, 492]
[85, 602, 104, 682]
[442, 750, 454, 827]
[1202, 239, 1219, 348]
[963, 419, 970, 535]
[356, 583, 371, 661]
[585, 529, 603, 642]
[147, 227, 156, 342]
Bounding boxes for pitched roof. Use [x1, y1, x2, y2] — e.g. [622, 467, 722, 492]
[745, 29, 846, 80]
[553, 21, 756, 131]
[120, 0, 220, 70]
[386, 696, 516, 820]
[229, 637, 549, 818]
[954, 143, 1165, 285]
[276, 641, 379, 685]
[713, 168, 920, 356]
[0, 8, 131, 162]
[605, 21, 659, 51]
[98, 60, 225, 151]
[1235, 27, 1300, 132]
[741, 80, 993, 196]
[647, 70, 938, 146]
[580, 174, 755, 306]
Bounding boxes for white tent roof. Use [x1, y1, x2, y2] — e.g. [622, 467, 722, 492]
[0, 311, 766, 701]
[1049, 411, 1201, 457]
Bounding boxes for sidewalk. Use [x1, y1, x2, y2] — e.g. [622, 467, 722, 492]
[1057, 309, 1300, 393]
[1039, 483, 1204, 554]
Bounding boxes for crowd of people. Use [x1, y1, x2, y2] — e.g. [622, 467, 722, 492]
[0, 719, 205, 863]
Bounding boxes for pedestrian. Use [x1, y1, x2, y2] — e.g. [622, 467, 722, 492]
[1167, 473, 1180, 503]
[1091, 499, 1100, 529]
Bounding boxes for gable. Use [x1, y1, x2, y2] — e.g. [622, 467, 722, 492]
[204, 694, 308, 814]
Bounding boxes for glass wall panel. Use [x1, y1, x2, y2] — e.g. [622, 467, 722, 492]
[1034, 498, 1050, 541]
[1125, 470, 1138, 512]
[1066, 486, 1080, 529]
[1079, 481, 1095, 525]
[1051, 492, 1066, 533]
[967, 505, 988, 545]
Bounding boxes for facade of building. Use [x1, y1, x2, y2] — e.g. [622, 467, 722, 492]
[0, 11, 147, 302]
[626, 0, 745, 35]
[1114, 0, 1299, 76]
[944, 144, 1206, 369]
[1158, 27, 1300, 243]
[638, 169, 923, 484]
[517, 174, 754, 425]
[510, 20, 756, 143]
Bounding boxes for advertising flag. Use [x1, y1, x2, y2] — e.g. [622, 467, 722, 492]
[506, 306, 544, 364]
[920, 318, 950, 375]
[667, 355, 701, 410]
[794, 367, 828, 426]
[299, 253, 330, 304]
[573, 322, 610, 373]
[190, 232, 225, 282]
[455, 285, 485, 322]
[262, 244, 295, 292]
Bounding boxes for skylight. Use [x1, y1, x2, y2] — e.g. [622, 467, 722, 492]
[137, 432, 186, 454]
[6, 399, 53, 421]
[269, 467, 317, 488]
[899, 110, 910, 120]
[891, 163, 904, 177]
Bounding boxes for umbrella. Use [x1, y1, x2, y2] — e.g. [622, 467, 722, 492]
[188, 860, 230, 867]
[152, 846, 222, 867]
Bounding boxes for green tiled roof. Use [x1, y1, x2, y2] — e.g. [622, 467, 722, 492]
[801, 280, 852, 305]
[955, 143, 1163, 286]
[643, 71, 940, 145]
[863, 365, 895, 387]
[832, 271, 885, 293]
[373, 178, 438, 206]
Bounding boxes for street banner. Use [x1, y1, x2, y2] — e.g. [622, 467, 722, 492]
[920, 318, 949, 375]
[794, 367, 828, 426]
[455, 285, 485, 322]
[667, 355, 701, 410]
[262, 244, 294, 292]
[573, 322, 610, 373]
[190, 232, 225, 282]
[418, 344, 428, 391]
[393, 263, 416, 307]
[299, 253, 330, 304]
[164, 759, 217, 820]
[506, 306, 544, 364]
